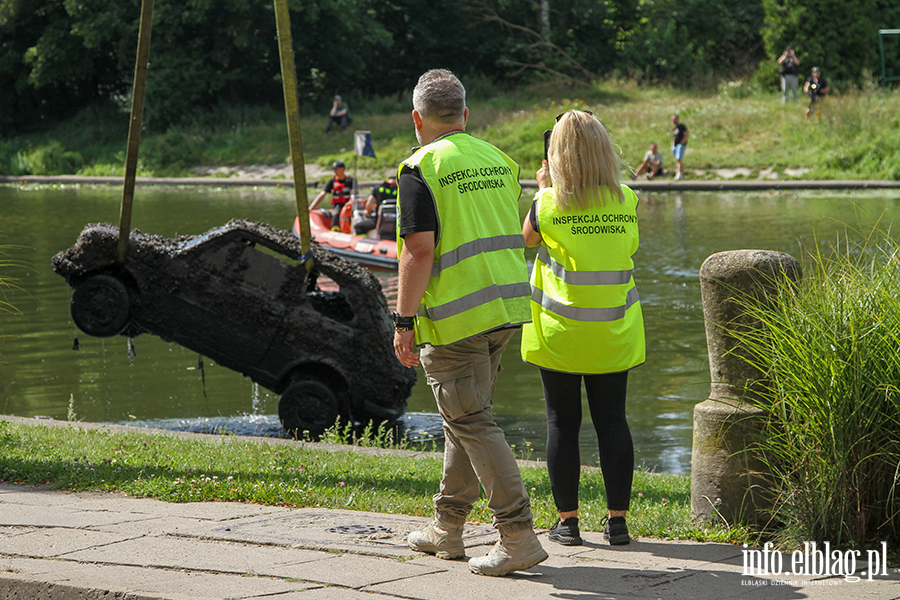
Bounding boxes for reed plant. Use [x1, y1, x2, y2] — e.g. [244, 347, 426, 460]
[731, 226, 900, 549]
[0, 235, 23, 315]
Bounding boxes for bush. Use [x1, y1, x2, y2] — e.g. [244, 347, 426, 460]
[9, 141, 84, 175]
[733, 228, 900, 549]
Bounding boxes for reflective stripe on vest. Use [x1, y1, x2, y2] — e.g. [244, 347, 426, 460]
[530, 285, 640, 322]
[432, 234, 525, 277]
[418, 282, 531, 322]
[535, 246, 633, 285]
[399, 133, 530, 346]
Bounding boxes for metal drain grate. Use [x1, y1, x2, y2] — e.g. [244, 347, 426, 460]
[327, 524, 392, 535]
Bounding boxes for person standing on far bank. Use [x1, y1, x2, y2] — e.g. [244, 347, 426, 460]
[671, 114, 688, 180]
[393, 69, 548, 577]
[521, 110, 646, 547]
[777, 45, 801, 103]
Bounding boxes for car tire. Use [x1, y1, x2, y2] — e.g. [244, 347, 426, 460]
[70, 274, 132, 338]
[278, 377, 340, 438]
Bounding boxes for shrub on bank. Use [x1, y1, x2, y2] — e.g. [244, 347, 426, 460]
[734, 227, 900, 549]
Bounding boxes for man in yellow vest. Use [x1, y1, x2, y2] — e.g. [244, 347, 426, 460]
[392, 69, 547, 577]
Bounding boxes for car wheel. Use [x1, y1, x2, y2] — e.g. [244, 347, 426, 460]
[70, 274, 132, 338]
[278, 377, 340, 438]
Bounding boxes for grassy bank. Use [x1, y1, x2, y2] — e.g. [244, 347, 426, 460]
[0, 419, 747, 544]
[2, 79, 900, 182]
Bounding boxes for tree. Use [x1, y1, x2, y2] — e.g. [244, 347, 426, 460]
[762, 0, 900, 86]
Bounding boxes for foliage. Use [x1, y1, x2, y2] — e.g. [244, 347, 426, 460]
[730, 226, 900, 549]
[1, 0, 775, 136]
[761, 0, 900, 89]
[618, 0, 765, 85]
[0, 419, 747, 542]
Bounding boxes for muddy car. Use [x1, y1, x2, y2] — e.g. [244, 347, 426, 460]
[52, 219, 416, 436]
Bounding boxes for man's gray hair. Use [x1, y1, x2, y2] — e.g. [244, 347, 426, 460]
[412, 69, 466, 124]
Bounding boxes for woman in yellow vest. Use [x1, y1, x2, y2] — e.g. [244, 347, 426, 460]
[521, 110, 646, 547]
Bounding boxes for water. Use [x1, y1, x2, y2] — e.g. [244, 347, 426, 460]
[2, 183, 899, 474]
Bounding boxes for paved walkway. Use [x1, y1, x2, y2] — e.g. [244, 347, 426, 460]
[1, 481, 898, 599]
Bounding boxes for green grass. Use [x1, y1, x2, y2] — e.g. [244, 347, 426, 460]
[3, 78, 900, 181]
[0, 419, 747, 543]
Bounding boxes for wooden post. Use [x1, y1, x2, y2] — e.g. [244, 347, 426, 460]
[273, 0, 314, 271]
[116, 0, 154, 265]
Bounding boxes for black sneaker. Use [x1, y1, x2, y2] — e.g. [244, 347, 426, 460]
[603, 516, 631, 545]
[548, 517, 583, 546]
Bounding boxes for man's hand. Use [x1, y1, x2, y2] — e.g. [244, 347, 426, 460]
[393, 330, 419, 367]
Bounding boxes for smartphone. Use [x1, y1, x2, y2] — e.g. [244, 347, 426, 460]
[543, 130, 552, 160]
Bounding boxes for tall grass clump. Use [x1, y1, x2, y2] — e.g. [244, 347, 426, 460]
[732, 226, 900, 549]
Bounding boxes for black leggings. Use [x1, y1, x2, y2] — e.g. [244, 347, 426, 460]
[540, 368, 633, 512]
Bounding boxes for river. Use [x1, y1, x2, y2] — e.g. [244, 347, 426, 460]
[1, 183, 898, 474]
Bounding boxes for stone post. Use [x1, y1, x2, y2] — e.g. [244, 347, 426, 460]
[690, 250, 801, 525]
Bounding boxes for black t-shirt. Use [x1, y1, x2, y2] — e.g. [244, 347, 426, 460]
[806, 76, 828, 96]
[780, 56, 799, 76]
[369, 181, 398, 207]
[673, 123, 687, 146]
[398, 164, 438, 240]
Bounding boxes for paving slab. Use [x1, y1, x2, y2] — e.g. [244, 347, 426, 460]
[275, 588, 413, 600]
[60, 535, 332, 577]
[0, 502, 148, 529]
[0, 556, 321, 600]
[0, 527, 137, 558]
[201, 507, 498, 557]
[271, 553, 446, 588]
[567, 537, 746, 574]
[0, 484, 291, 521]
[367, 564, 664, 600]
[88, 515, 231, 537]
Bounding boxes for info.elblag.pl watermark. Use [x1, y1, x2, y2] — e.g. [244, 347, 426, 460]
[742, 542, 890, 585]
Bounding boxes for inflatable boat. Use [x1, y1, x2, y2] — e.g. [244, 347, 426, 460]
[294, 208, 398, 270]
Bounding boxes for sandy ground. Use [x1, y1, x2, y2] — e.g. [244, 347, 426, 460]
[191, 163, 394, 184]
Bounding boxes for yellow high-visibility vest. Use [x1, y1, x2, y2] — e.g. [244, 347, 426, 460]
[521, 185, 646, 374]
[397, 133, 530, 346]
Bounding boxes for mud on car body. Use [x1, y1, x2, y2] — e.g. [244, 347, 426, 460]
[52, 219, 416, 437]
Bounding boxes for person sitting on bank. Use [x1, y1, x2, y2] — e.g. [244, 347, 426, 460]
[325, 95, 352, 133]
[309, 160, 356, 230]
[631, 142, 664, 180]
[803, 67, 830, 118]
[354, 176, 398, 238]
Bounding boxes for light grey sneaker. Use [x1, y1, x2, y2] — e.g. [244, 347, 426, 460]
[468, 527, 548, 576]
[407, 521, 465, 559]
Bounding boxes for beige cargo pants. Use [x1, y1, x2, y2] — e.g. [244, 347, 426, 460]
[419, 328, 533, 531]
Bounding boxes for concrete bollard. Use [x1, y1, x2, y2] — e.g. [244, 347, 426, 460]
[691, 250, 801, 525]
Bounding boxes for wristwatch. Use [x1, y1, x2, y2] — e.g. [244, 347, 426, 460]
[391, 311, 416, 332]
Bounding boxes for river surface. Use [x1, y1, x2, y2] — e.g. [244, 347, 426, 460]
[2, 183, 899, 474]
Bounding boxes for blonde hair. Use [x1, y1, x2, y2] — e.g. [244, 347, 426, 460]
[548, 111, 622, 210]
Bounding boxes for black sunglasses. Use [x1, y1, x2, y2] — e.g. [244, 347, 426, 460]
[556, 110, 593, 122]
